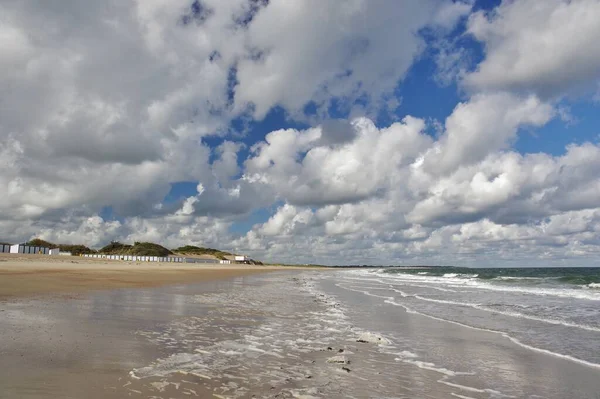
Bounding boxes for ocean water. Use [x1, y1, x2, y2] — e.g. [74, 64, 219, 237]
[355, 267, 600, 365]
[317, 267, 600, 398]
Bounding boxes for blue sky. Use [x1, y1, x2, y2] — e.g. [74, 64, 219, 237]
[2, 0, 600, 265]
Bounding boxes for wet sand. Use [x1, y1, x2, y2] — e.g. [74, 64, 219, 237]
[0, 254, 299, 299]
[0, 270, 312, 399]
[4, 268, 598, 398]
[0, 270, 379, 399]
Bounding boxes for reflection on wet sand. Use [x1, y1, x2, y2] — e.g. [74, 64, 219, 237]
[3, 271, 599, 398]
[0, 276, 257, 398]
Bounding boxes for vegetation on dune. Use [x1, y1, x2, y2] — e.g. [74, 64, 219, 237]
[173, 245, 232, 256]
[98, 241, 132, 254]
[26, 238, 56, 248]
[19, 239, 259, 263]
[57, 244, 97, 256]
[173, 245, 232, 259]
[172, 245, 231, 260]
[26, 238, 96, 256]
[99, 241, 173, 257]
[130, 242, 173, 257]
[25, 238, 58, 248]
[173, 245, 264, 264]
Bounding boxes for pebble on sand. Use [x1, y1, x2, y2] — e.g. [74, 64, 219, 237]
[356, 332, 389, 344]
[326, 355, 350, 364]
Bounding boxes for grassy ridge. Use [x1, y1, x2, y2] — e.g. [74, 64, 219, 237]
[23, 238, 240, 260]
[172, 245, 231, 260]
[98, 241, 173, 257]
[26, 238, 96, 256]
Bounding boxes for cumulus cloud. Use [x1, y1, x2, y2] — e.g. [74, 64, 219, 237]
[244, 116, 431, 206]
[431, 0, 473, 30]
[422, 93, 554, 173]
[233, 0, 442, 118]
[465, 0, 600, 98]
[233, 110, 600, 264]
[408, 143, 600, 226]
[0, 0, 446, 223]
[5, 92, 600, 264]
[2, 0, 600, 266]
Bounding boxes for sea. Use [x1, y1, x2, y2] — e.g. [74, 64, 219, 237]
[2, 267, 600, 398]
[340, 266, 600, 365]
[318, 266, 600, 398]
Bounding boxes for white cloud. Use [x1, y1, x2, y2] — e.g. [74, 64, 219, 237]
[212, 141, 244, 184]
[407, 145, 599, 226]
[432, 38, 471, 87]
[465, 0, 600, 98]
[244, 116, 432, 206]
[422, 93, 554, 173]
[234, 0, 443, 119]
[431, 0, 473, 30]
[233, 111, 600, 265]
[234, 203, 600, 266]
[7, 117, 600, 266]
[258, 204, 314, 237]
[36, 216, 124, 248]
[2, 0, 600, 266]
[0, 0, 449, 223]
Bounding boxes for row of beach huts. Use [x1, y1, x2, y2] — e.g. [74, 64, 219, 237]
[83, 254, 187, 262]
[0, 243, 60, 255]
[81, 254, 226, 263]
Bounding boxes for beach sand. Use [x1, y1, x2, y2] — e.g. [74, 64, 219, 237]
[0, 253, 295, 299]
[3, 259, 597, 398]
[0, 256, 319, 399]
[0, 264, 600, 399]
[0, 267, 490, 399]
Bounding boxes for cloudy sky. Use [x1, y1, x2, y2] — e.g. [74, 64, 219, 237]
[1, 0, 600, 266]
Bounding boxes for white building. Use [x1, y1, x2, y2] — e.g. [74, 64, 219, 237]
[234, 255, 249, 262]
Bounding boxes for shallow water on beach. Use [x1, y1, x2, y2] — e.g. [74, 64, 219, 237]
[319, 268, 600, 398]
[1, 270, 600, 398]
[124, 272, 425, 398]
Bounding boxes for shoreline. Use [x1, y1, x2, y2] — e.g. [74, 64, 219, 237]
[0, 253, 309, 300]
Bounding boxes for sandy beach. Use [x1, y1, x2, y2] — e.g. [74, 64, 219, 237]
[1, 266, 600, 398]
[0, 257, 319, 399]
[0, 253, 297, 300]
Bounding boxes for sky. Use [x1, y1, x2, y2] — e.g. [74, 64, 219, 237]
[1, 0, 600, 266]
